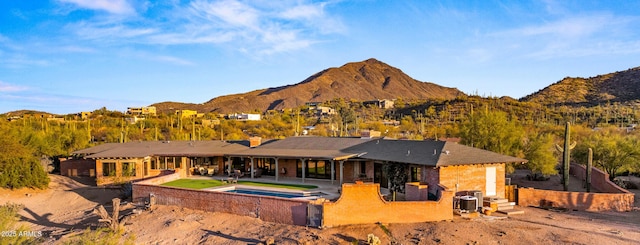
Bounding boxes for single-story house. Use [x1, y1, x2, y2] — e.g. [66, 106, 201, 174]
[67, 136, 525, 200]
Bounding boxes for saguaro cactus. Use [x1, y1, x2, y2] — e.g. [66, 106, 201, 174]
[555, 122, 576, 191]
[587, 148, 593, 192]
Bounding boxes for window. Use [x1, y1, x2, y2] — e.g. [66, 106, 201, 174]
[411, 166, 421, 182]
[103, 162, 116, 176]
[360, 162, 367, 176]
[151, 157, 157, 169]
[256, 158, 275, 176]
[122, 162, 136, 177]
[297, 160, 333, 179]
[166, 157, 175, 169]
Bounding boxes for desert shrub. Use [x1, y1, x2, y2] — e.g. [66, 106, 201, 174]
[63, 227, 135, 245]
[0, 202, 41, 245]
[367, 234, 381, 245]
[0, 133, 50, 189]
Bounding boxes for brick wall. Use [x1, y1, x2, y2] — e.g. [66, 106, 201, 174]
[438, 163, 506, 198]
[517, 187, 634, 211]
[424, 167, 440, 194]
[322, 182, 453, 227]
[517, 163, 635, 212]
[132, 178, 309, 226]
[60, 158, 95, 177]
[405, 182, 429, 201]
[569, 163, 629, 193]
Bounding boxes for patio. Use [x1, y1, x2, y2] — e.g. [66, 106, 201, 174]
[186, 175, 344, 200]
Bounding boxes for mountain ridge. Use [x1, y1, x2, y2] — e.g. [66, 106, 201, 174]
[520, 67, 640, 105]
[152, 58, 466, 113]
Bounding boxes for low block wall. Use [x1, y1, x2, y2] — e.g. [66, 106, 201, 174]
[322, 183, 453, 227]
[517, 187, 634, 211]
[132, 178, 309, 226]
[134, 171, 181, 185]
[517, 163, 635, 212]
[569, 163, 629, 193]
[60, 158, 95, 177]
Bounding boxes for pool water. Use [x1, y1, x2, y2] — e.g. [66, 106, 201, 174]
[224, 188, 322, 199]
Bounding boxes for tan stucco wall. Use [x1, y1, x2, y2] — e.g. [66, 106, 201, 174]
[437, 163, 506, 198]
[322, 182, 453, 227]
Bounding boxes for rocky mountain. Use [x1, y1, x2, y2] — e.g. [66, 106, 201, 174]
[152, 58, 466, 113]
[521, 67, 640, 105]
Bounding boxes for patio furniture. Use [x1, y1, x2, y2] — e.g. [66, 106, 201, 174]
[198, 167, 207, 175]
[206, 166, 219, 176]
[254, 169, 263, 178]
[233, 169, 244, 178]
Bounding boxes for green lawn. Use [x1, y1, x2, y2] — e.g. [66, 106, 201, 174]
[161, 179, 318, 190]
[161, 179, 225, 189]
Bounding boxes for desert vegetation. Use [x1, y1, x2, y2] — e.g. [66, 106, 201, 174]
[3, 92, 640, 189]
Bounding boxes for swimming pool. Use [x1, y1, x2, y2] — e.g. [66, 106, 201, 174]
[215, 186, 325, 199]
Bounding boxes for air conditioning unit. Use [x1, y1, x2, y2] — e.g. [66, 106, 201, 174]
[459, 196, 478, 212]
[471, 190, 483, 210]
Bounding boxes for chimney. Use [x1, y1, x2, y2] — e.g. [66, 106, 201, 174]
[249, 137, 262, 147]
[360, 130, 381, 139]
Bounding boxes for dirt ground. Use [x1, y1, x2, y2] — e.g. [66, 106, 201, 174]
[1, 174, 639, 245]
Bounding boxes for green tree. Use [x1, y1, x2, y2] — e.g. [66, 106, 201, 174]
[459, 110, 524, 157]
[0, 131, 50, 189]
[523, 133, 558, 175]
[574, 128, 640, 180]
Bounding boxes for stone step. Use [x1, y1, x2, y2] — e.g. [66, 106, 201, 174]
[498, 201, 516, 207]
[497, 205, 514, 211]
[484, 197, 508, 204]
[498, 209, 525, 216]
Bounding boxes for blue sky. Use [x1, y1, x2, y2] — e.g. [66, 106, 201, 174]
[1, 0, 640, 114]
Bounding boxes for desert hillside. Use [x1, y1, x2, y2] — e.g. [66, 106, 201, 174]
[521, 67, 640, 105]
[153, 59, 466, 113]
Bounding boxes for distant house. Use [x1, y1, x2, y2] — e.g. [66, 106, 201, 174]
[127, 106, 157, 116]
[124, 116, 145, 124]
[78, 111, 92, 120]
[227, 113, 261, 121]
[363, 99, 395, 109]
[310, 106, 336, 117]
[176, 109, 203, 118]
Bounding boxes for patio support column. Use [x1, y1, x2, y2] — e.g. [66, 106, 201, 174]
[301, 158, 306, 183]
[274, 157, 279, 182]
[249, 157, 255, 179]
[226, 156, 232, 177]
[330, 160, 335, 185]
[339, 160, 344, 185]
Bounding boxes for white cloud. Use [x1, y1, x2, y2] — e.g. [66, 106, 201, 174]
[280, 4, 324, 20]
[60, 0, 345, 55]
[0, 81, 29, 92]
[490, 14, 640, 59]
[58, 0, 136, 15]
[190, 0, 259, 28]
[70, 21, 157, 41]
